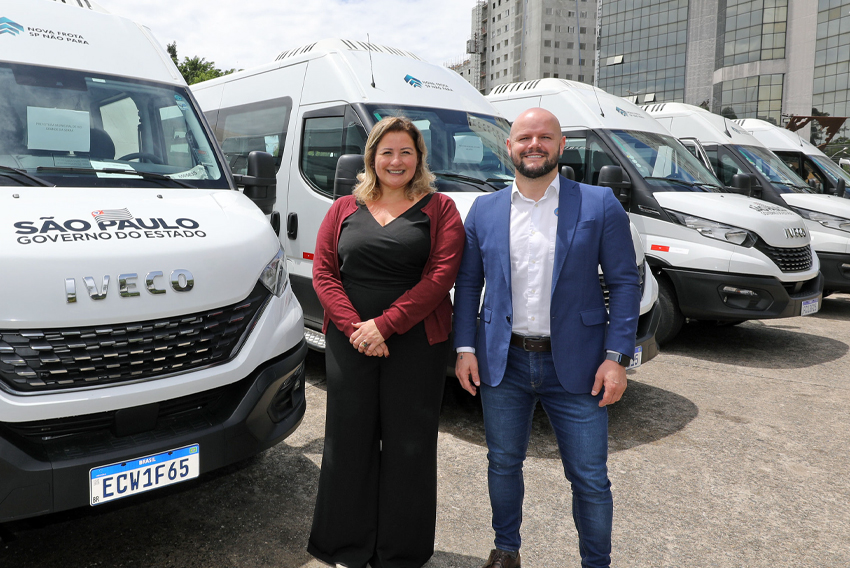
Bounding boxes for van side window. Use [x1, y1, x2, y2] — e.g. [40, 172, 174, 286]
[705, 147, 743, 186]
[215, 97, 292, 175]
[159, 105, 195, 169]
[560, 132, 616, 185]
[301, 110, 367, 196]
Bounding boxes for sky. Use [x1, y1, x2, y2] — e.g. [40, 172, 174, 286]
[96, 0, 479, 72]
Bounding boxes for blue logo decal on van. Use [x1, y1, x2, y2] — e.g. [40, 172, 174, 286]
[404, 75, 423, 88]
[0, 17, 24, 36]
[615, 107, 628, 116]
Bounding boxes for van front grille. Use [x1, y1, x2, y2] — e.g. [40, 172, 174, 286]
[754, 242, 813, 273]
[0, 283, 270, 394]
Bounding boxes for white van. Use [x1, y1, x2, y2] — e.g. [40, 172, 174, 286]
[192, 40, 660, 366]
[489, 79, 822, 344]
[736, 118, 850, 198]
[644, 104, 850, 296]
[0, 0, 307, 522]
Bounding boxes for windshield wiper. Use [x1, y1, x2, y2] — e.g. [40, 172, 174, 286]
[432, 171, 506, 190]
[644, 176, 695, 186]
[0, 165, 54, 187]
[36, 166, 196, 188]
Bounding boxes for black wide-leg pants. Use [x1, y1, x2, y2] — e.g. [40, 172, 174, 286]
[308, 321, 448, 568]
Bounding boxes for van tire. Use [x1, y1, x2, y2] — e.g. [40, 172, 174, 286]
[656, 276, 684, 346]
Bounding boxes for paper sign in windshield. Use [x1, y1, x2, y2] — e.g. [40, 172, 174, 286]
[27, 107, 90, 152]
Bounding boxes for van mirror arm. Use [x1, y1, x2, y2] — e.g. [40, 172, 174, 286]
[235, 151, 277, 215]
[334, 154, 365, 200]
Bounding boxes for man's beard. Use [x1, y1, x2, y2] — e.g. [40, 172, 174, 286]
[512, 151, 559, 179]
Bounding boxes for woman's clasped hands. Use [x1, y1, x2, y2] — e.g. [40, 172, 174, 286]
[349, 319, 389, 357]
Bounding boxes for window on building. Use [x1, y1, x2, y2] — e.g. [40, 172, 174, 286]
[566, 74, 573, 80]
[544, 72, 551, 78]
[544, 56, 551, 63]
[554, 73, 560, 78]
[580, 27, 587, 34]
[567, 26, 575, 33]
[545, 8, 553, 15]
[581, 11, 588, 18]
[545, 23, 552, 31]
[544, 40, 552, 47]
[567, 58, 574, 65]
[568, 10, 575, 17]
[567, 42, 574, 49]
[578, 75, 585, 82]
[555, 41, 560, 48]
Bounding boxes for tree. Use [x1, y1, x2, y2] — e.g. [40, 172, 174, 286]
[166, 41, 234, 85]
[720, 106, 738, 120]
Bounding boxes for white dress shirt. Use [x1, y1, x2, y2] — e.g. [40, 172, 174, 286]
[457, 176, 560, 353]
[509, 177, 559, 336]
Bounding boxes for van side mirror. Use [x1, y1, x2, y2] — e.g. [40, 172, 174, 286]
[560, 165, 575, 181]
[832, 178, 845, 197]
[333, 154, 365, 200]
[234, 151, 277, 215]
[730, 173, 753, 197]
[597, 165, 631, 205]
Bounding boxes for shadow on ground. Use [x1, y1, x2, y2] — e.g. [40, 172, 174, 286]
[439, 376, 697, 458]
[660, 317, 848, 369]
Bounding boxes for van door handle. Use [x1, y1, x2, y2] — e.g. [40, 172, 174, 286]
[287, 213, 298, 240]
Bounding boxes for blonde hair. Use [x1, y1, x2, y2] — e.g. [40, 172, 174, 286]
[352, 116, 436, 203]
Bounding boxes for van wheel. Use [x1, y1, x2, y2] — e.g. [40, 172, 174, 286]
[656, 276, 684, 346]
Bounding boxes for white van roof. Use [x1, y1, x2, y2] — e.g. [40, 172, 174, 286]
[642, 102, 758, 146]
[0, 0, 182, 85]
[487, 78, 669, 135]
[735, 118, 827, 157]
[192, 38, 499, 116]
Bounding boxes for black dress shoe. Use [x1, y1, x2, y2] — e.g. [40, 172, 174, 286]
[482, 548, 521, 568]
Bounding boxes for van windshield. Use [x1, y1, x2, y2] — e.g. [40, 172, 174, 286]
[810, 153, 850, 187]
[365, 105, 514, 192]
[0, 63, 227, 189]
[733, 145, 812, 194]
[607, 129, 724, 192]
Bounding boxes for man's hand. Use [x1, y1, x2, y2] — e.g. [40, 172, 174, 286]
[592, 359, 627, 407]
[455, 352, 480, 396]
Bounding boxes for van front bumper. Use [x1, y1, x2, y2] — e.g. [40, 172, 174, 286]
[0, 340, 307, 523]
[817, 252, 850, 293]
[634, 302, 661, 366]
[664, 269, 823, 321]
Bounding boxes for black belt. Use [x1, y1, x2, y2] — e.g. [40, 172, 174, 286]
[510, 333, 551, 352]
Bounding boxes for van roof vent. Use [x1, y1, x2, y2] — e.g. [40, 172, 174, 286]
[490, 80, 541, 95]
[49, 0, 105, 10]
[642, 103, 666, 113]
[275, 39, 423, 62]
[275, 42, 319, 61]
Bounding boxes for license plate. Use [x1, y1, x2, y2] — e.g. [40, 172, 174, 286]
[801, 298, 819, 316]
[90, 444, 199, 506]
[628, 346, 642, 370]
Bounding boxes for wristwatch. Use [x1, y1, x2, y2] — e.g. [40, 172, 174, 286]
[605, 351, 631, 367]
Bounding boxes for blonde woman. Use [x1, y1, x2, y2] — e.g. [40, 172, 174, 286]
[309, 117, 465, 568]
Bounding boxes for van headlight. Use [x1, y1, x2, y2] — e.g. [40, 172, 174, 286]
[260, 247, 288, 297]
[792, 207, 850, 233]
[665, 210, 756, 247]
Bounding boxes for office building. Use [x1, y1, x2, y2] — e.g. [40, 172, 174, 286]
[598, 0, 847, 145]
[452, 0, 599, 94]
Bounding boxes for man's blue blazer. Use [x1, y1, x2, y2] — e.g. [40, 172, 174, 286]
[453, 175, 641, 394]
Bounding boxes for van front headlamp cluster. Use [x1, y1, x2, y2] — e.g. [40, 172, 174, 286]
[664, 210, 757, 247]
[792, 207, 850, 233]
[260, 246, 289, 297]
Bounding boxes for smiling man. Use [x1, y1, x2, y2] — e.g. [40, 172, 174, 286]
[453, 108, 641, 568]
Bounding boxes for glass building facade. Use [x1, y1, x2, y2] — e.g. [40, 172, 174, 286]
[711, 0, 787, 125]
[718, 0, 787, 67]
[813, 0, 850, 145]
[598, 0, 689, 102]
[714, 73, 784, 124]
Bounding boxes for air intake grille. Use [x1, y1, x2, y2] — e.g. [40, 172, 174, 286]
[754, 242, 813, 273]
[0, 283, 271, 394]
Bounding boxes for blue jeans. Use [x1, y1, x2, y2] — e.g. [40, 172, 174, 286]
[479, 346, 612, 568]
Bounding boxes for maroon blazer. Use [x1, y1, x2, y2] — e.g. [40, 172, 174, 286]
[313, 192, 465, 345]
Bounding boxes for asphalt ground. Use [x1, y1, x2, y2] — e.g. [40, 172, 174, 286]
[2, 293, 849, 567]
